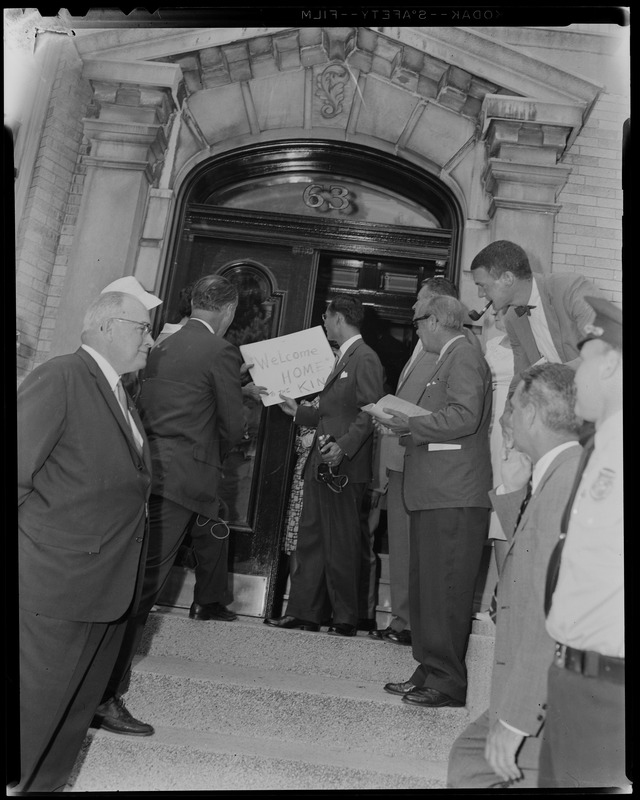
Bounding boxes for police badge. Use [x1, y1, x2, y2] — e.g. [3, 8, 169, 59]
[589, 467, 615, 500]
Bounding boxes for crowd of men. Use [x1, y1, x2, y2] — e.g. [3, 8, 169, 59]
[14, 239, 624, 792]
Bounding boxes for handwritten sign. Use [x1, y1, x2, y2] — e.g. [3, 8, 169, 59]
[240, 326, 336, 406]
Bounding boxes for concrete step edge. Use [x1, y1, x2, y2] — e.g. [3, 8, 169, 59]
[131, 653, 470, 713]
[81, 725, 449, 782]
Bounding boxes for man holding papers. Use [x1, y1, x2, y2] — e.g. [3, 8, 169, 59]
[379, 295, 493, 707]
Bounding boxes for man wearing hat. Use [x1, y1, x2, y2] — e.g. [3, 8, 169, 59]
[469, 241, 602, 394]
[539, 297, 626, 789]
[15, 279, 160, 791]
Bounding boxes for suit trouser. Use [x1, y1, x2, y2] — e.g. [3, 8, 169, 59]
[286, 476, 366, 627]
[105, 494, 230, 699]
[447, 709, 541, 788]
[538, 661, 628, 789]
[17, 607, 127, 792]
[386, 469, 411, 632]
[408, 506, 488, 702]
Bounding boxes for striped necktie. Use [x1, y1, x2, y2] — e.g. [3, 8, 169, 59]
[490, 479, 533, 623]
[116, 380, 143, 455]
[544, 436, 595, 616]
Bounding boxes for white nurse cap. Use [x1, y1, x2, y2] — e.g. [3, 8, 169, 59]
[101, 276, 162, 310]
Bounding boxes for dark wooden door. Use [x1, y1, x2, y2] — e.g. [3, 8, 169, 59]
[161, 205, 453, 617]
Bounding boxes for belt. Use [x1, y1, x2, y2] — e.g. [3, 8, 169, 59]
[554, 643, 625, 685]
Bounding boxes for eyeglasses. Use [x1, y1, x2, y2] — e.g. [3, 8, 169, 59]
[109, 318, 152, 336]
[412, 314, 432, 329]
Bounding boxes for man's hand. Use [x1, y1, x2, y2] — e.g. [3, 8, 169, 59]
[484, 720, 525, 783]
[500, 445, 532, 493]
[279, 394, 298, 417]
[243, 382, 268, 403]
[380, 410, 411, 436]
[320, 441, 343, 467]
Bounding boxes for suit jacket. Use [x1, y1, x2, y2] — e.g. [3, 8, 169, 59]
[401, 336, 493, 511]
[295, 337, 384, 484]
[17, 348, 152, 622]
[137, 318, 245, 518]
[505, 273, 600, 393]
[489, 444, 581, 735]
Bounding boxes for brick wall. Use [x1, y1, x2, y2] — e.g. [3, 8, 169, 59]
[15, 37, 93, 380]
[551, 90, 627, 305]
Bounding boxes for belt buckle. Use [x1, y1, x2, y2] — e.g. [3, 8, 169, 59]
[554, 642, 567, 668]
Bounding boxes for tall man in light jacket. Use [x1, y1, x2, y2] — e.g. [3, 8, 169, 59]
[470, 240, 601, 394]
[447, 363, 583, 788]
[380, 295, 492, 707]
[15, 281, 159, 792]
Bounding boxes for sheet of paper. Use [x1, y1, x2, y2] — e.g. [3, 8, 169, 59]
[240, 326, 336, 406]
[361, 393, 431, 421]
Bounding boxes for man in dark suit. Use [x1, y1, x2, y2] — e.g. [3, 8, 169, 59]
[93, 274, 245, 737]
[380, 295, 493, 707]
[15, 280, 160, 792]
[265, 295, 385, 636]
[469, 240, 601, 394]
[447, 364, 583, 788]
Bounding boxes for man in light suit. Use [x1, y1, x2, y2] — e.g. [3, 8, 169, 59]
[447, 363, 583, 788]
[15, 281, 160, 792]
[470, 240, 601, 394]
[266, 295, 385, 636]
[371, 277, 481, 645]
[380, 295, 492, 707]
[93, 274, 245, 737]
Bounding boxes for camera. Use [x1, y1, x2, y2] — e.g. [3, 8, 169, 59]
[316, 435, 348, 493]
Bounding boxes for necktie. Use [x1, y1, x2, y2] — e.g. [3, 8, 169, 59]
[490, 479, 533, 622]
[116, 380, 143, 455]
[544, 436, 596, 616]
[515, 305, 536, 317]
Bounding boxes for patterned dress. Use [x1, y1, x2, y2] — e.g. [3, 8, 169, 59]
[282, 397, 319, 554]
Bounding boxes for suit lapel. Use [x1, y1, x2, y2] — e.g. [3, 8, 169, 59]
[414, 337, 462, 405]
[323, 339, 361, 390]
[77, 348, 149, 466]
[507, 444, 580, 550]
[535, 275, 564, 360]
[507, 308, 541, 365]
[397, 348, 427, 391]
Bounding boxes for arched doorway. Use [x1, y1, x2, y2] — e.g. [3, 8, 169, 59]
[157, 140, 463, 618]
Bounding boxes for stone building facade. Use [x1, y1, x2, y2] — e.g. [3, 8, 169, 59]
[11, 16, 627, 381]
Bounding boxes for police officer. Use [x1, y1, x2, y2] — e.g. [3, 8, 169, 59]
[539, 297, 626, 789]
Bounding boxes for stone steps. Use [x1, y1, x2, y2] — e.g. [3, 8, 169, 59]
[67, 610, 495, 791]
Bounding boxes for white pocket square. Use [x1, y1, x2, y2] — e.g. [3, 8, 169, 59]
[428, 443, 461, 451]
[340, 372, 348, 378]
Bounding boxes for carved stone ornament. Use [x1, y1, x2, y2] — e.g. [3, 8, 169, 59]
[315, 63, 349, 119]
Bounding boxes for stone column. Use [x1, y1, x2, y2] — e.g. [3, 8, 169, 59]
[49, 60, 183, 357]
[480, 96, 584, 274]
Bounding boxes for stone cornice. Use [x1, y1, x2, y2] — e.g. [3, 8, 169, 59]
[82, 58, 184, 109]
[387, 27, 604, 107]
[481, 97, 585, 160]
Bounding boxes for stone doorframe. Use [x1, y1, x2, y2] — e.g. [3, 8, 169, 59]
[49, 27, 602, 356]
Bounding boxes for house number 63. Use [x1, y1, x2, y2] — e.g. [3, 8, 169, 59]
[303, 184, 352, 212]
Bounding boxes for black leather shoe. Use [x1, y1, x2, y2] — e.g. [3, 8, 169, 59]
[91, 697, 154, 736]
[327, 623, 357, 637]
[402, 687, 465, 708]
[368, 626, 392, 640]
[189, 602, 237, 621]
[386, 629, 412, 646]
[383, 679, 417, 696]
[263, 615, 320, 631]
